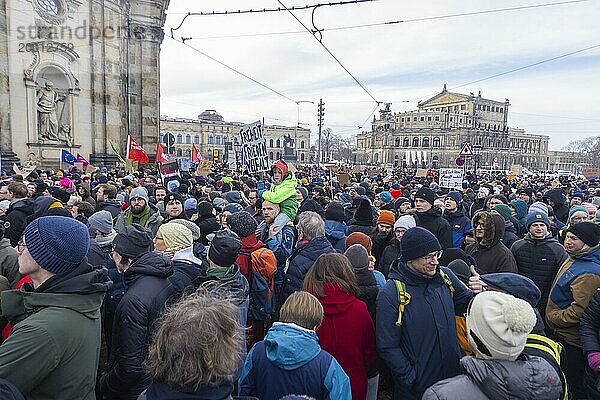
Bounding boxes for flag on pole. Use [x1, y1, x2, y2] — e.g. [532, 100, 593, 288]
[61, 149, 77, 165]
[192, 144, 200, 163]
[109, 141, 126, 165]
[76, 153, 90, 166]
[155, 142, 169, 163]
[126, 135, 149, 164]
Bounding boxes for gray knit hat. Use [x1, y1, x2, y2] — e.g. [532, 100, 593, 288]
[129, 186, 149, 203]
[227, 211, 258, 239]
[88, 210, 113, 235]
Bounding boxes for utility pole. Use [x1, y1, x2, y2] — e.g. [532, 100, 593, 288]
[317, 98, 324, 166]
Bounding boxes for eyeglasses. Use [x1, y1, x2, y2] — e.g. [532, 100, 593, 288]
[17, 241, 27, 252]
[154, 236, 164, 242]
[419, 251, 443, 263]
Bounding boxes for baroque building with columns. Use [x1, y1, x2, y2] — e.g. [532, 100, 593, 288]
[160, 110, 312, 165]
[0, 0, 169, 168]
[354, 86, 550, 170]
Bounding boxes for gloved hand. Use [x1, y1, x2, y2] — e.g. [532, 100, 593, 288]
[587, 352, 600, 371]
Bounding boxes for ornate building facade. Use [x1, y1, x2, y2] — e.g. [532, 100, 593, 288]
[160, 110, 311, 164]
[355, 86, 550, 170]
[0, 0, 169, 168]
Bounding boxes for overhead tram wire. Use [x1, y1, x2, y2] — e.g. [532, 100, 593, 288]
[276, 0, 380, 105]
[166, 36, 297, 104]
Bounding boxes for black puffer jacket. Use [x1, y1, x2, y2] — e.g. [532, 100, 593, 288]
[354, 266, 379, 321]
[371, 231, 394, 271]
[414, 207, 453, 251]
[379, 239, 402, 278]
[98, 251, 174, 400]
[2, 198, 34, 247]
[581, 290, 600, 395]
[511, 233, 568, 319]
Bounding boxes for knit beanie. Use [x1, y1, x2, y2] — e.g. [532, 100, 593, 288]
[208, 230, 242, 267]
[567, 222, 600, 247]
[571, 190, 585, 200]
[569, 205, 588, 221]
[197, 201, 214, 217]
[53, 189, 70, 204]
[529, 201, 549, 216]
[346, 232, 372, 253]
[170, 219, 201, 242]
[298, 187, 309, 201]
[378, 191, 392, 204]
[354, 186, 366, 196]
[24, 216, 90, 274]
[213, 197, 226, 208]
[227, 211, 258, 238]
[400, 227, 442, 262]
[129, 186, 149, 203]
[164, 191, 183, 209]
[272, 160, 289, 177]
[447, 259, 471, 284]
[466, 291, 536, 361]
[394, 215, 416, 231]
[184, 198, 197, 211]
[344, 244, 370, 271]
[525, 211, 550, 229]
[324, 203, 346, 222]
[415, 187, 435, 205]
[446, 191, 462, 205]
[159, 222, 193, 250]
[88, 210, 114, 235]
[492, 204, 513, 221]
[583, 202, 598, 216]
[223, 203, 244, 214]
[224, 190, 242, 204]
[113, 224, 153, 259]
[480, 273, 541, 308]
[377, 210, 396, 226]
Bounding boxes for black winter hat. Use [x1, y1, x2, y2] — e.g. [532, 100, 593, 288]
[415, 187, 435, 206]
[353, 198, 373, 224]
[196, 201, 214, 217]
[567, 222, 600, 247]
[227, 211, 258, 239]
[113, 223, 153, 258]
[324, 202, 346, 222]
[400, 227, 441, 261]
[164, 191, 184, 209]
[208, 230, 242, 267]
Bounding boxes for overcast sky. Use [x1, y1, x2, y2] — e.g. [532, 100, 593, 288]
[160, 0, 600, 150]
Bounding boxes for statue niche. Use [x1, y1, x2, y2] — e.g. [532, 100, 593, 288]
[35, 78, 72, 146]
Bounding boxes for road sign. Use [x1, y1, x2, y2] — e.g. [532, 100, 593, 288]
[459, 142, 474, 157]
[163, 133, 176, 154]
[455, 156, 465, 167]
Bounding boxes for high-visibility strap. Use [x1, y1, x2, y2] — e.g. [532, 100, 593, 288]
[439, 270, 455, 295]
[394, 280, 411, 326]
[525, 334, 568, 400]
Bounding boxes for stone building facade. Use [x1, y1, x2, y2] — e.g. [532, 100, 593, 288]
[355, 86, 550, 170]
[160, 110, 311, 164]
[0, 0, 169, 168]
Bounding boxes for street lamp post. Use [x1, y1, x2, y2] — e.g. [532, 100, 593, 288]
[295, 100, 314, 164]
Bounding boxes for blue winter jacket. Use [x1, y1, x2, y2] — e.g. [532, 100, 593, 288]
[550, 247, 600, 309]
[238, 322, 351, 400]
[443, 208, 472, 248]
[324, 220, 348, 253]
[376, 261, 474, 400]
[282, 236, 335, 302]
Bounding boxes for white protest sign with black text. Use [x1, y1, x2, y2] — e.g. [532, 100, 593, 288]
[439, 168, 464, 190]
[239, 121, 269, 173]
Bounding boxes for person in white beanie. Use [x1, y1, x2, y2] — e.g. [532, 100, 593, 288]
[379, 215, 416, 278]
[114, 186, 163, 235]
[422, 291, 563, 400]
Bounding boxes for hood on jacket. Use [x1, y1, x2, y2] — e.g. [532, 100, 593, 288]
[473, 212, 505, 248]
[8, 198, 34, 213]
[318, 283, 357, 315]
[264, 322, 322, 370]
[125, 251, 173, 284]
[543, 189, 566, 207]
[510, 199, 529, 220]
[461, 355, 563, 400]
[325, 220, 347, 241]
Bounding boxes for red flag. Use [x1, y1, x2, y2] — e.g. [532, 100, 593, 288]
[155, 142, 169, 163]
[126, 135, 149, 164]
[76, 153, 90, 166]
[192, 144, 200, 163]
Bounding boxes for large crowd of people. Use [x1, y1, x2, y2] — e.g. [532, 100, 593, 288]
[0, 160, 599, 399]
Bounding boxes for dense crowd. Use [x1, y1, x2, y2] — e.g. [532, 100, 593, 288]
[0, 160, 599, 400]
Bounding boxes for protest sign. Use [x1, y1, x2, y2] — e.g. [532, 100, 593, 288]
[337, 173, 350, 186]
[196, 161, 212, 176]
[583, 168, 600, 179]
[239, 121, 269, 173]
[415, 168, 428, 177]
[439, 168, 463, 190]
[159, 160, 180, 179]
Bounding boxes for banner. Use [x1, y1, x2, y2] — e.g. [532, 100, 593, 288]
[76, 153, 90, 166]
[159, 160, 180, 179]
[61, 149, 76, 165]
[196, 160, 212, 176]
[155, 143, 169, 163]
[109, 141, 126, 165]
[192, 144, 200, 163]
[439, 168, 464, 190]
[239, 121, 269, 173]
[126, 135, 149, 164]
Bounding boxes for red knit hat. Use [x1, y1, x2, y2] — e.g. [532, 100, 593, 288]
[377, 210, 396, 226]
[272, 160, 288, 176]
[345, 232, 372, 254]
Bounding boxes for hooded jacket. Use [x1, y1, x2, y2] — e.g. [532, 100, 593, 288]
[98, 251, 174, 400]
[235, 234, 266, 284]
[169, 247, 209, 297]
[547, 246, 600, 347]
[466, 213, 518, 274]
[543, 189, 569, 224]
[238, 322, 351, 400]
[282, 236, 335, 302]
[115, 202, 164, 236]
[324, 220, 348, 253]
[2, 198, 35, 247]
[511, 233, 568, 319]
[376, 261, 474, 400]
[421, 355, 563, 400]
[414, 207, 453, 251]
[348, 198, 375, 235]
[316, 284, 376, 400]
[0, 263, 111, 400]
[195, 207, 221, 246]
[97, 198, 122, 219]
[502, 220, 519, 249]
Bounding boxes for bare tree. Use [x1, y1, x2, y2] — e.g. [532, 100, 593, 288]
[563, 136, 600, 166]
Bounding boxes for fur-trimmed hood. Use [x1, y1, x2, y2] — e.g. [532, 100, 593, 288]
[473, 211, 505, 248]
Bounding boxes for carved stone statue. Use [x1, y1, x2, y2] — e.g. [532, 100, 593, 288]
[36, 81, 66, 142]
[283, 134, 294, 149]
[283, 134, 297, 162]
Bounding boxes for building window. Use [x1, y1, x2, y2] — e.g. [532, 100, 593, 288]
[412, 137, 419, 147]
[269, 151, 273, 160]
[395, 138, 401, 147]
[276, 139, 281, 148]
[403, 137, 409, 147]
[421, 117, 425, 122]
[185, 149, 191, 157]
[185, 134, 191, 144]
[276, 152, 281, 160]
[176, 134, 182, 144]
[422, 137, 430, 147]
[500, 108, 504, 113]
[300, 140, 305, 149]
[194, 135, 200, 144]
[301, 153, 305, 162]
[401, 118, 404, 122]
[216, 136, 221, 145]
[435, 116, 440, 121]
[177, 148, 182, 157]
[433, 137, 440, 147]
[269, 139, 274, 147]
[461, 104, 466, 110]
[208, 135, 213, 144]
[413, 117, 417, 121]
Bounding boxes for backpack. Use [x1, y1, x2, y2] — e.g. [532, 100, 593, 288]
[241, 247, 278, 321]
[393, 269, 455, 326]
[524, 334, 569, 400]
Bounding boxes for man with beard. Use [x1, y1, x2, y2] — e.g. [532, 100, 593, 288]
[413, 187, 453, 251]
[371, 210, 396, 271]
[443, 192, 472, 248]
[95, 183, 122, 219]
[115, 187, 163, 236]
